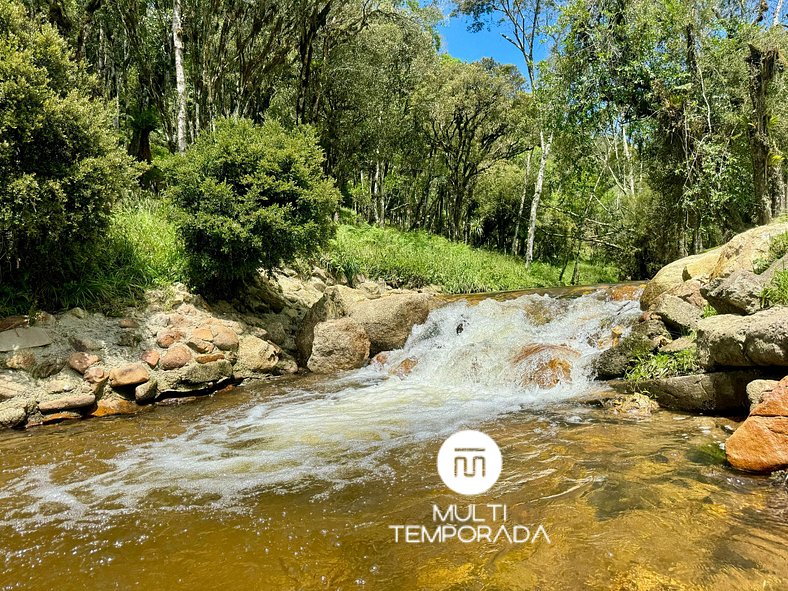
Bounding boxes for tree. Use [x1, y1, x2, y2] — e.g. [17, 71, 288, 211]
[0, 0, 135, 304]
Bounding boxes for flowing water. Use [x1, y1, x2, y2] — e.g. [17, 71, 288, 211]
[1, 290, 787, 590]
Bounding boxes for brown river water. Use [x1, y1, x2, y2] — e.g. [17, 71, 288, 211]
[1, 289, 787, 590]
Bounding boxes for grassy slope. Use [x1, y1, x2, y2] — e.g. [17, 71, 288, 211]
[323, 223, 619, 294]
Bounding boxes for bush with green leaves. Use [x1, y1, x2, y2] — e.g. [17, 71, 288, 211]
[0, 0, 135, 310]
[165, 118, 339, 296]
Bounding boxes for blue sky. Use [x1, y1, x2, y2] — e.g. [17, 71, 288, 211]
[436, 12, 550, 72]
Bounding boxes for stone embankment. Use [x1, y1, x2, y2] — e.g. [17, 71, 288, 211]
[598, 222, 788, 473]
[0, 269, 437, 430]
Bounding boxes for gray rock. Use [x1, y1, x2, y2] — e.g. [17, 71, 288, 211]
[349, 293, 435, 355]
[697, 307, 788, 368]
[30, 357, 66, 379]
[0, 401, 29, 428]
[307, 318, 371, 374]
[0, 326, 52, 352]
[182, 360, 232, 384]
[234, 336, 279, 378]
[625, 370, 762, 412]
[702, 270, 765, 315]
[654, 294, 702, 332]
[659, 336, 696, 354]
[134, 378, 159, 403]
[0, 377, 27, 399]
[594, 319, 671, 379]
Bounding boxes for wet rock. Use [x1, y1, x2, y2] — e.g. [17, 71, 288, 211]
[653, 294, 702, 332]
[602, 393, 659, 416]
[134, 378, 158, 403]
[275, 352, 299, 375]
[624, 370, 761, 412]
[140, 350, 160, 369]
[349, 293, 435, 356]
[109, 363, 150, 387]
[391, 357, 419, 377]
[90, 397, 141, 417]
[211, 325, 239, 351]
[0, 326, 52, 352]
[30, 357, 65, 379]
[726, 376, 788, 472]
[160, 344, 192, 370]
[701, 270, 765, 315]
[68, 352, 100, 375]
[513, 344, 579, 388]
[606, 284, 644, 302]
[38, 393, 95, 413]
[307, 318, 371, 374]
[697, 307, 788, 368]
[157, 396, 198, 406]
[41, 411, 82, 424]
[182, 360, 232, 385]
[234, 335, 279, 378]
[4, 349, 36, 371]
[594, 319, 670, 378]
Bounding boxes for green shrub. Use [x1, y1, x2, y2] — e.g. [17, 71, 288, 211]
[165, 118, 339, 297]
[0, 0, 135, 308]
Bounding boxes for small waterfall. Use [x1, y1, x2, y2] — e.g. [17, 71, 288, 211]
[1, 290, 642, 525]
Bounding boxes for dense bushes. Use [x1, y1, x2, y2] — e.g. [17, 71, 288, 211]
[0, 0, 135, 308]
[165, 118, 340, 297]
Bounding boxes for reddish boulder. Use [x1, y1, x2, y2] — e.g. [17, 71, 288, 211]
[512, 344, 580, 389]
[160, 344, 192, 370]
[109, 363, 150, 388]
[68, 352, 100, 375]
[726, 376, 788, 472]
[140, 349, 160, 369]
[156, 329, 183, 349]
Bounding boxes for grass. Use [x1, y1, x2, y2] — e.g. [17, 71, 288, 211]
[0, 198, 186, 317]
[322, 222, 619, 294]
[753, 231, 788, 274]
[625, 348, 700, 382]
[762, 269, 788, 308]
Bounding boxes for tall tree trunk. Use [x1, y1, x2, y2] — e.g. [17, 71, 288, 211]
[511, 150, 533, 255]
[173, 0, 188, 152]
[525, 132, 553, 268]
[746, 43, 783, 225]
[775, 0, 784, 27]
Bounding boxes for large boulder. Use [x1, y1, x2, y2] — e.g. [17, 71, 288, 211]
[653, 294, 702, 332]
[295, 285, 370, 363]
[726, 376, 788, 472]
[697, 307, 788, 368]
[640, 249, 721, 310]
[307, 318, 371, 374]
[348, 293, 435, 355]
[701, 270, 765, 315]
[625, 370, 761, 412]
[708, 222, 788, 280]
[234, 335, 279, 378]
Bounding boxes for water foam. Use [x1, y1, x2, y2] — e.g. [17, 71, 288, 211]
[1, 291, 640, 527]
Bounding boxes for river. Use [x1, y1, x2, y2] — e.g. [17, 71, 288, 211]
[1, 290, 787, 590]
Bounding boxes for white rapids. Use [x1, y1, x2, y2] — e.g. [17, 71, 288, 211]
[0, 291, 640, 527]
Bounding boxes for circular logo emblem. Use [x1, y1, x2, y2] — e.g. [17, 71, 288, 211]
[437, 430, 502, 495]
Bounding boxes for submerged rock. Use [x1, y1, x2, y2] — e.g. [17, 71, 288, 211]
[602, 393, 659, 417]
[307, 317, 371, 374]
[512, 344, 579, 388]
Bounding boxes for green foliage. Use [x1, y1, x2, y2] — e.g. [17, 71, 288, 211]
[754, 232, 788, 274]
[323, 221, 618, 293]
[762, 270, 788, 308]
[0, 197, 186, 316]
[701, 304, 718, 318]
[625, 348, 700, 382]
[165, 118, 340, 297]
[0, 0, 136, 308]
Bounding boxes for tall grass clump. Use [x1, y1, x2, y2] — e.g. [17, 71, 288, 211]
[323, 222, 619, 293]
